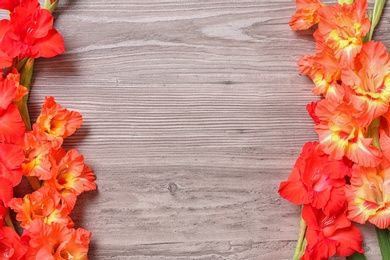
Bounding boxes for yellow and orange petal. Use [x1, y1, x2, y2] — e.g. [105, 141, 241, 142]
[315, 99, 381, 167]
[35, 96, 83, 149]
[289, 0, 325, 30]
[54, 228, 91, 260]
[298, 49, 345, 103]
[18, 131, 53, 180]
[8, 186, 73, 229]
[345, 166, 390, 229]
[50, 149, 96, 195]
[25, 219, 72, 259]
[341, 41, 390, 126]
[316, 0, 370, 66]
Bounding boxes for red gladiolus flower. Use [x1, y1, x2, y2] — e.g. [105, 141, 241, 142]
[0, 205, 27, 259]
[302, 205, 364, 259]
[278, 142, 347, 216]
[0, 0, 64, 59]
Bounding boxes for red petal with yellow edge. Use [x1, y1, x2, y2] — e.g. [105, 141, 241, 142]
[0, 104, 25, 143]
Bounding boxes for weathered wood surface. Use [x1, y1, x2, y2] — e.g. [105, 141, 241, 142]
[21, 0, 390, 259]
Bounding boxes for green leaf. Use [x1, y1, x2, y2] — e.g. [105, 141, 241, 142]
[364, 0, 387, 42]
[346, 252, 367, 260]
[376, 227, 390, 259]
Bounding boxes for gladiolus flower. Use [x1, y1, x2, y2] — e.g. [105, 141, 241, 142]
[302, 205, 364, 259]
[278, 142, 347, 216]
[44, 149, 96, 211]
[345, 165, 390, 229]
[34, 96, 83, 149]
[0, 0, 64, 59]
[24, 219, 91, 260]
[18, 131, 53, 180]
[9, 186, 73, 229]
[298, 49, 344, 103]
[316, 0, 370, 66]
[341, 41, 390, 126]
[314, 99, 382, 167]
[289, 0, 325, 30]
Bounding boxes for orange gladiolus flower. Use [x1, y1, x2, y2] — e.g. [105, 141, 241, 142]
[314, 99, 382, 167]
[289, 0, 325, 30]
[341, 41, 390, 126]
[34, 96, 83, 149]
[298, 49, 344, 103]
[345, 165, 390, 229]
[44, 149, 96, 211]
[9, 186, 73, 229]
[19, 131, 53, 180]
[316, 0, 370, 66]
[24, 219, 90, 260]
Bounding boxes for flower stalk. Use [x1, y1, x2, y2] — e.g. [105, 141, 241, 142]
[293, 209, 307, 260]
[14, 58, 34, 131]
[365, 0, 387, 42]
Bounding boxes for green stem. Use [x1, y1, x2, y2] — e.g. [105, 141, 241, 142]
[26, 176, 42, 191]
[364, 0, 387, 43]
[4, 208, 15, 230]
[367, 117, 381, 150]
[376, 227, 390, 259]
[293, 209, 307, 260]
[14, 58, 34, 131]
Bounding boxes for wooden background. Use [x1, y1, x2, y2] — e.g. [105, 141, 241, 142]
[17, 0, 390, 259]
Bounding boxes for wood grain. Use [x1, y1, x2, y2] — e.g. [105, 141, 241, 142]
[19, 0, 390, 259]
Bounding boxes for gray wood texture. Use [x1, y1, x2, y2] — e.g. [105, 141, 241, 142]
[18, 0, 390, 259]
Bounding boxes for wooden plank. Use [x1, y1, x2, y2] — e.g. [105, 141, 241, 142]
[17, 0, 389, 258]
